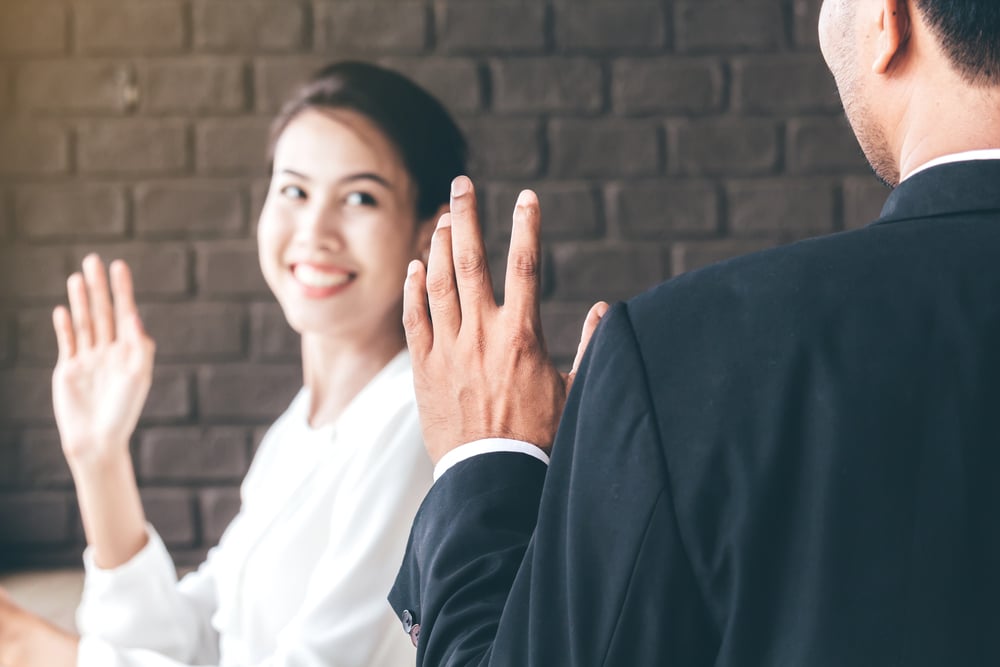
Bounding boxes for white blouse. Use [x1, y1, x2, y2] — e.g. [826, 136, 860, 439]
[75, 351, 431, 667]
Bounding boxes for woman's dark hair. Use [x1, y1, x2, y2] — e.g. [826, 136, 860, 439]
[269, 61, 468, 221]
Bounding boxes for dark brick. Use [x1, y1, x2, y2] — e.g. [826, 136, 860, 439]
[491, 58, 603, 114]
[0, 122, 69, 175]
[140, 59, 247, 114]
[193, 0, 307, 53]
[197, 364, 301, 420]
[76, 2, 186, 55]
[0, 246, 68, 300]
[252, 56, 331, 113]
[0, 429, 17, 486]
[555, 2, 667, 51]
[139, 427, 249, 482]
[315, 2, 428, 53]
[18, 429, 70, 487]
[195, 241, 269, 297]
[140, 488, 196, 547]
[16, 308, 58, 365]
[250, 178, 270, 223]
[250, 302, 299, 361]
[134, 181, 247, 238]
[608, 181, 719, 240]
[787, 117, 869, 173]
[727, 179, 836, 238]
[70, 243, 190, 298]
[486, 183, 602, 242]
[0, 66, 10, 113]
[0, 368, 54, 423]
[670, 239, 776, 276]
[613, 58, 724, 115]
[676, 1, 786, 53]
[794, 0, 823, 48]
[733, 56, 841, 113]
[549, 119, 661, 178]
[844, 176, 889, 230]
[0, 3, 67, 55]
[0, 318, 10, 368]
[142, 367, 192, 421]
[137, 303, 246, 360]
[377, 57, 482, 113]
[195, 118, 271, 174]
[437, 1, 546, 53]
[15, 185, 127, 240]
[551, 243, 665, 302]
[0, 493, 72, 545]
[672, 119, 780, 176]
[16, 60, 129, 114]
[461, 118, 542, 178]
[540, 301, 604, 362]
[198, 487, 241, 545]
[77, 120, 188, 175]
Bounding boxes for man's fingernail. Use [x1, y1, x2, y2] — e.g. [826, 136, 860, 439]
[437, 212, 452, 229]
[451, 176, 470, 197]
[407, 260, 421, 276]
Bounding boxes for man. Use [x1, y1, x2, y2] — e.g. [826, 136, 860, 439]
[390, 0, 1000, 663]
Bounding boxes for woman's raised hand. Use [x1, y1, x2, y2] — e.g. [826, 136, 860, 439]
[51, 255, 155, 468]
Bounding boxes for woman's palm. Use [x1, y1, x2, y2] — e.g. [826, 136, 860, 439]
[51, 257, 154, 463]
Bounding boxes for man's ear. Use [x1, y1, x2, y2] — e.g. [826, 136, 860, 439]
[416, 204, 449, 264]
[873, 0, 911, 74]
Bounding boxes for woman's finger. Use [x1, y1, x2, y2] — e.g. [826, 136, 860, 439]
[425, 214, 461, 339]
[402, 260, 433, 359]
[109, 260, 141, 340]
[67, 272, 94, 350]
[83, 254, 115, 344]
[570, 301, 610, 376]
[52, 305, 77, 361]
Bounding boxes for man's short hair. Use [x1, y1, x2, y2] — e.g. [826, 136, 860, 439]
[915, 0, 1000, 85]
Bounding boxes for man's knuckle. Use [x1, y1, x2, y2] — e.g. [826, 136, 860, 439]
[510, 250, 540, 279]
[456, 252, 487, 277]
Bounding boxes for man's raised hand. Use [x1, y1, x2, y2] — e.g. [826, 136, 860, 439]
[403, 176, 607, 465]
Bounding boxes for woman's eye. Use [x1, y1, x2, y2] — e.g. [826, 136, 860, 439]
[280, 185, 306, 200]
[345, 191, 377, 207]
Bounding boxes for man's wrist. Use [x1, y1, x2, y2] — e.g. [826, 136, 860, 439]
[434, 438, 550, 481]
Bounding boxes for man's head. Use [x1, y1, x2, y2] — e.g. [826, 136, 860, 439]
[819, 0, 1000, 186]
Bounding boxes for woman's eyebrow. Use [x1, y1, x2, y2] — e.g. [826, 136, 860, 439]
[338, 172, 394, 190]
[277, 168, 312, 181]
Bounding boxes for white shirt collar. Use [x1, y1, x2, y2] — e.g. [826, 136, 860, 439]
[905, 149, 1000, 180]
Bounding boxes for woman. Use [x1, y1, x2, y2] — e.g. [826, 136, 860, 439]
[0, 61, 467, 666]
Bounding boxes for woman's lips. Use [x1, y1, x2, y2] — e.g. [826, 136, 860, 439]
[290, 263, 354, 297]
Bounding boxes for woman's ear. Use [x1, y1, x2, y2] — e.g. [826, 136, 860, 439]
[416, 203, 449, 264]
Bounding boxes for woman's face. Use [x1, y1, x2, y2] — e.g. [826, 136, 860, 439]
[258, 108, 432, 342]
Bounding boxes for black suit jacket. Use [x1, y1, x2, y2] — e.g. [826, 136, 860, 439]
[390, 160, 1000, 665]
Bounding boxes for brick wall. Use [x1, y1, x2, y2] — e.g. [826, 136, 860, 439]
[0, 0, 888, 569]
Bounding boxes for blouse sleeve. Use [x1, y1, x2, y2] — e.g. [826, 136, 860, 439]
[75, 524, 221, 664]
[76, 407, 432, 667]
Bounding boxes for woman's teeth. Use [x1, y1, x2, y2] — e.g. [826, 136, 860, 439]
[293, 265, 351, 288]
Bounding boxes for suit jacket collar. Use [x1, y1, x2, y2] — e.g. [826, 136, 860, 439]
[876, 159, 1000, 225]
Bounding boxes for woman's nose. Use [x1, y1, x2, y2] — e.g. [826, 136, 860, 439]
[294, 206, 344, 247]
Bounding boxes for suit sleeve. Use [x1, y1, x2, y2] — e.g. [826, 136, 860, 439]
[389, 303, 711, 666]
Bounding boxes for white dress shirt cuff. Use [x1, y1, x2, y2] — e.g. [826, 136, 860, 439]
[433, 438, 550, 481]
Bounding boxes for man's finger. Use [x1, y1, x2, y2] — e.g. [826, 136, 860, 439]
[448, 176, 495, 323]
[67, 272, 94, 350]
[403, 260, 433, 359]
[109, 260, 141, 341]
[52, 306, 76, 361]
[83, 254, 115, 345]
[503, 190, 543, 325]
[425, 214, 461, 339]
[570, 301, 610, 376]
